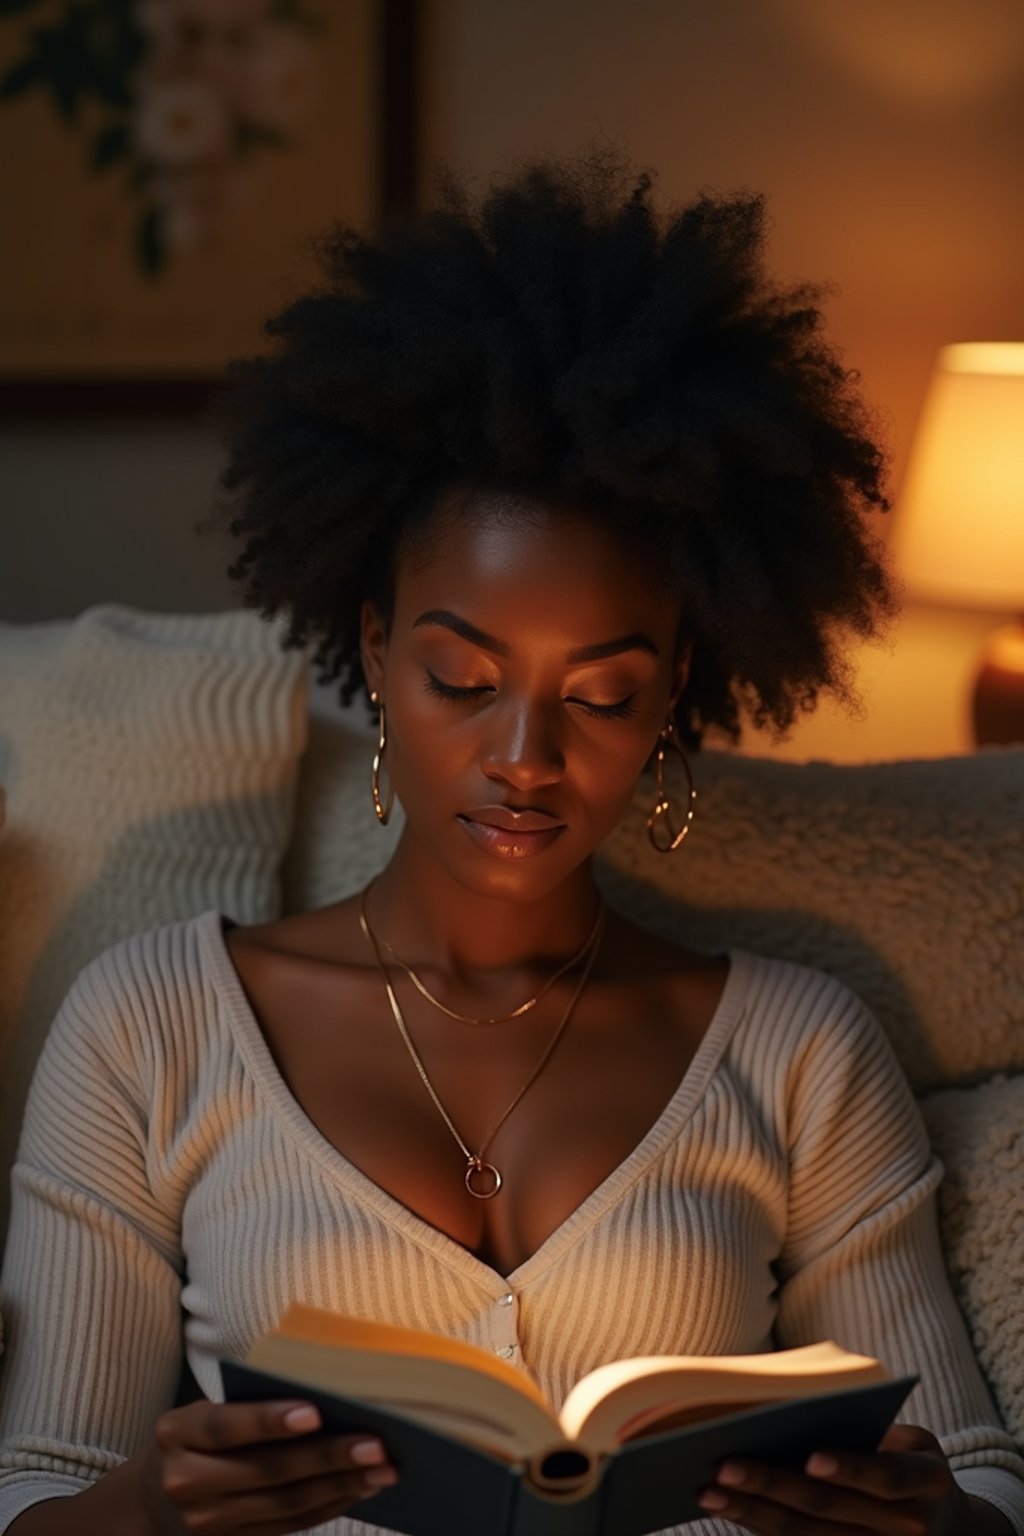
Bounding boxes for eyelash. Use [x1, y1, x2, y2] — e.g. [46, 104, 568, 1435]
[423, 671, 638, 720]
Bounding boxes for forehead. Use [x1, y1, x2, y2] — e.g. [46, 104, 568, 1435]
[395, 488, 677, 633]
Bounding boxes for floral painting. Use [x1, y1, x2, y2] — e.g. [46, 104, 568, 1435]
[0, 0, 380, 378]
[1, 0, 329, 276]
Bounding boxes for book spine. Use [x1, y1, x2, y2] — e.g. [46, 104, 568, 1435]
[510, 1472, 605, 1536]
[523, 1443, 601, 1502]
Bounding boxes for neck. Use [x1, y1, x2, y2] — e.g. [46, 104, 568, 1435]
[365, 824, 604, 992]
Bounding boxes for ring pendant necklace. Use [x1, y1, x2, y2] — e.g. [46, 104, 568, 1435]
[359, 890, 604, 1198]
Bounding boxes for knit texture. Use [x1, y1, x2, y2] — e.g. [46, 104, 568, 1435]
[600, 747, 1024, 1094]
[921, 1075, 1024, 1452]
[1, 913, 1021, 1534]
[0, 606, 309, 1247]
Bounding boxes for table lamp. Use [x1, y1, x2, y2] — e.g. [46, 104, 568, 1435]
[890, 342, 1024, 745]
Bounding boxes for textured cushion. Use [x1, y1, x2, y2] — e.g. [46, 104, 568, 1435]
[284, 724, 1024, 1095]
[920, 1074, 1024, 1447]
[600, 747, 1024, 1094]
[0, 605, 308, 1246]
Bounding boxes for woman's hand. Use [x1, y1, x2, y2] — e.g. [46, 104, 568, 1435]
[137, 1398, 399, 1535]
[696, 1423, 978, 1535]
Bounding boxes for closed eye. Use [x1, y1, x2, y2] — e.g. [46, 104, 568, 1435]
[422, 671, 637, 719]
[575, 694, 638, 719]
[423, 673, 491, 703]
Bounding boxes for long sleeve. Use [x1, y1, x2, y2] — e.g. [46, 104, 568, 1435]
[0, 955, 185, 1531]
[774, 986, 1024, 1533]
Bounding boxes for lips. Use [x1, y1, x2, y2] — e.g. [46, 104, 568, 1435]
[457, 806, 567, 861]
[460, 805, 565, 832]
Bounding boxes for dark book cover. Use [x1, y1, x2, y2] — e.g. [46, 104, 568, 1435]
[221, 1360, 915, 1536]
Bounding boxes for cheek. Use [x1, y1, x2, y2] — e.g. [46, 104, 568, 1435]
[381, 686, 482, 817]
[553, 711, 662, 840]
[576, 732, 654, 824]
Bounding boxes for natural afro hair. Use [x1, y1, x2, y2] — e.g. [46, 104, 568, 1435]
[202, 142, 895, 748]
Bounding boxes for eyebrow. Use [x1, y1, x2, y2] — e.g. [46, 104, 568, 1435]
[411, 609, 660, 663]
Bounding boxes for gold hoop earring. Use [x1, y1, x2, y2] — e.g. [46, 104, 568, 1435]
[647, 722, 697, 853]
[369, 691, 394, 826]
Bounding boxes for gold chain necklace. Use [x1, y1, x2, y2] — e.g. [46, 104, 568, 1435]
[377, 899, 606, 1025]
[358, 886, 606, 1199]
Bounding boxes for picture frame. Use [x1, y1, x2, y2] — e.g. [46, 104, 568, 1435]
[0, 0, 419, 415]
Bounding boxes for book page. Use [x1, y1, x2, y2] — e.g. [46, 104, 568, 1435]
[274, 1304, 552, 1408]
[246, 1305, 562, 1456]
[559, 1342, 885, 1450]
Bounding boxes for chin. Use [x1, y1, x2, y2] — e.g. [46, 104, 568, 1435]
[445, 828, 590, 905]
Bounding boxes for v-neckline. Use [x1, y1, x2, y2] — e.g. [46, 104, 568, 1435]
[198, 908, 751, 1289]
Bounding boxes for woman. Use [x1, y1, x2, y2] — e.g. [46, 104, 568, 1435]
[1, 148, 1022, 1536]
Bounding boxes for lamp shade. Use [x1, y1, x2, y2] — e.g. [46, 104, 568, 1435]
[892, 343, 1024, 610]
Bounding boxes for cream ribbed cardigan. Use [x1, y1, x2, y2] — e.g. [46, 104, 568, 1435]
[1, 913, 1022, 1536]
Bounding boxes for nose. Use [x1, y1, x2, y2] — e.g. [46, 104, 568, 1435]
[481, 696, 566, 792]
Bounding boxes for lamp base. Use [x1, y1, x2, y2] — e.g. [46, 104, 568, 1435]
[972, 618, 1024, 746]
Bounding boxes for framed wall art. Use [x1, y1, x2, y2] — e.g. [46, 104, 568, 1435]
[0, 0, 419, 411]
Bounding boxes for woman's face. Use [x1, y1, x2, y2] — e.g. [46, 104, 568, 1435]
[360, 490, 688, 902]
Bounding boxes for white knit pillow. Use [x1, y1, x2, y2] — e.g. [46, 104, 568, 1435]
[284, 725, 1024, 1095]
[0, 606, 308, 1247]
[920, 1074, 1024, 1447]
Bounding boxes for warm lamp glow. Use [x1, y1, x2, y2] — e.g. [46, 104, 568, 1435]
[892, 342, 1024, 610]
[892, 342, 1024, 745]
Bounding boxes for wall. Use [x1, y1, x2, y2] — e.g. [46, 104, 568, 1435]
[424, 0, 1024, 488]
[420, 0, 1024, 760]
[2, 414, 236, 619]
[3, 0, 1023, 761]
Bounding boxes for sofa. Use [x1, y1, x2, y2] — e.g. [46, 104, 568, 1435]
[0, 603, 1022, 1450]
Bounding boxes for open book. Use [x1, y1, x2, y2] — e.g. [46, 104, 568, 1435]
[221, 1305, 916, 1536]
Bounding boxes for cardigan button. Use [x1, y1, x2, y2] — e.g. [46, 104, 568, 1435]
[499, 1292, 514, 1306]
[495, 1344, 516, 1358]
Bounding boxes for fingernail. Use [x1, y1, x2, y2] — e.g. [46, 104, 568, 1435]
[806, 1452, 839, 1477]
[365, 1465, 398, 1488]
[697, 1488, 729, 1510]
[351, 1439, 387, 1466]
[717, 1462, 746, 1486]
[283, 1405, 321, 1431]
